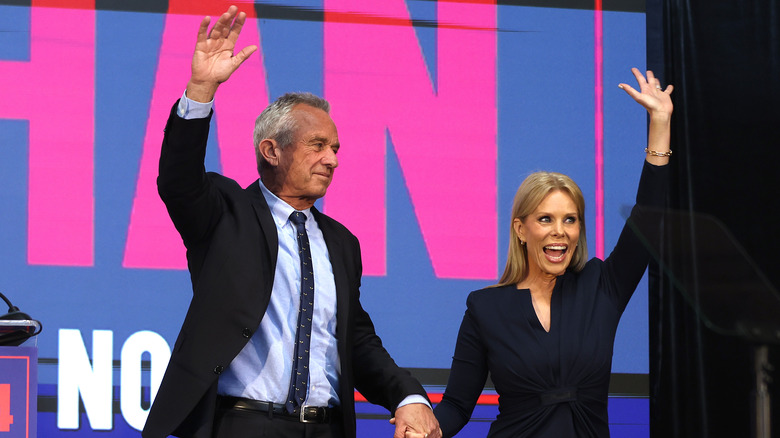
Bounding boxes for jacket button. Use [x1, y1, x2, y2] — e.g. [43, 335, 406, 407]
[242, 328, 252, 338]
[213, 365, 224, 374]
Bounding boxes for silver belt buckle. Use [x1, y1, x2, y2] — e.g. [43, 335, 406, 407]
[299, 405, 317, 423]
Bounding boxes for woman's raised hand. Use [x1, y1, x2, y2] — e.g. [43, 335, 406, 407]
[619, 68, 673, 118]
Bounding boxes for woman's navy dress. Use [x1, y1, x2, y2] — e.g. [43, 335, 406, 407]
[434, 162, 668, 437]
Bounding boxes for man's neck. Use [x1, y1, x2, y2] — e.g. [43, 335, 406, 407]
[259, 177, 316, 211]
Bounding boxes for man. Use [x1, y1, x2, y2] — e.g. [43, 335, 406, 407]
[141, 6, 441, 438]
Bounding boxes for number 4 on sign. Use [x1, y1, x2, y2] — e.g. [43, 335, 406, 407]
[0, 384, 12, 431]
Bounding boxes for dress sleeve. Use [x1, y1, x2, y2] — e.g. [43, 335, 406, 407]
[434, 295, 489, 437]
[603, 161, 669, 312]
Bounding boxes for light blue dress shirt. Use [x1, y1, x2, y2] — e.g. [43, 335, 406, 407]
[176, 92, 429, 410]
[218, 182, 341, 406]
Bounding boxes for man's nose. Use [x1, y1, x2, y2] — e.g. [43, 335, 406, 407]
[323, 148, 338, 168]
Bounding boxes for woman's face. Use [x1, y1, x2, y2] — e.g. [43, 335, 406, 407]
[514, 190, 581, 280]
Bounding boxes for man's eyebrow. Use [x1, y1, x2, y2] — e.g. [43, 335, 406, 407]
[305, 135, 328, 143]
[306, 135, 338, 146]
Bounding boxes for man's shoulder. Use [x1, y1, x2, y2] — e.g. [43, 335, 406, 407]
[312, 208, 357, 240]
[207, 171, 242, 187]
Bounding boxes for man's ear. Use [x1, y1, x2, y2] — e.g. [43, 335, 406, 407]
[258, 139, 280, 167]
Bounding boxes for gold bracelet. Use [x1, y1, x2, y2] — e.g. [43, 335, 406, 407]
[645, 148, 672, 157]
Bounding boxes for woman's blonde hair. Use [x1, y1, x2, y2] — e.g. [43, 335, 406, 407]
[495, 171, 588, 286]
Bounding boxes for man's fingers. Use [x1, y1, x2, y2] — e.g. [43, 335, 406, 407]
[196, 16, 210, 44]
[209, 7, 237, 39]
[227, 11, 248, 44]
[234, 45, 258, 65]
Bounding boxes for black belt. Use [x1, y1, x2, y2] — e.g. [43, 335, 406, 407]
[217, 396, 334, 424]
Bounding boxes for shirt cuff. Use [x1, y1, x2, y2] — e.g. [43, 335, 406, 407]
[177, 90, 213, 119]
[397, 395, 432, 411]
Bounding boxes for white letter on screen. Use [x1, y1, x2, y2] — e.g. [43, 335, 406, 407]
[57, 329, 114, 430]
[120, 330, 171, 430]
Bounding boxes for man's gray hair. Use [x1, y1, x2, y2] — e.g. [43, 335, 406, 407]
[253, 92, 330, 169]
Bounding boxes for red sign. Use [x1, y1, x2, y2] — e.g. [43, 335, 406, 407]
[0, 347, 37, 438]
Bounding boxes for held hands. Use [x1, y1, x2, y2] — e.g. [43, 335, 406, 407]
[187, 5, 258, 102]
[389, 403, 443, 438]
[618, 68, 673, 120]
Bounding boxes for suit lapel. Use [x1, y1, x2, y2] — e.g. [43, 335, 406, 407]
[312, 207, 350, 340]
[246, 180, 278, 274]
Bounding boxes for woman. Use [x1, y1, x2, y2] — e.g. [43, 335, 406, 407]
[430, 68, 673, 438]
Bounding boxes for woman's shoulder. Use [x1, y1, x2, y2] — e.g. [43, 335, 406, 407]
[569, 256, 604, 276]
[466, 284, 517, 307]
[558, 257, 607, 285]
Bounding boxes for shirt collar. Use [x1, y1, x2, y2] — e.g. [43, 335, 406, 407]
[258, 179, 313, 229]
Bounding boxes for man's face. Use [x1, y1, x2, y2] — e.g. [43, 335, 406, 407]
[274, 104, 340, 207]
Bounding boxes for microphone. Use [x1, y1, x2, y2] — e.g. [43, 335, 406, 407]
[0, 291, 43, 346]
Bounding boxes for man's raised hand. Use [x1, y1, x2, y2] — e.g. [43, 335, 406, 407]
[186, 5, 258, 103]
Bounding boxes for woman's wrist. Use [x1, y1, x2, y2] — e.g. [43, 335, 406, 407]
[648, 111, 672, 125]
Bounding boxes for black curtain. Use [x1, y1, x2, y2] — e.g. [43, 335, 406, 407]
[647, 0, 780, 436]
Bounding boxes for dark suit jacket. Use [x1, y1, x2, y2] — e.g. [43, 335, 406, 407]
[141, 102, 426, 438]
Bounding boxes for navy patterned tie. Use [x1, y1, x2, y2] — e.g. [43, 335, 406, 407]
[286, 211, 314, 413]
